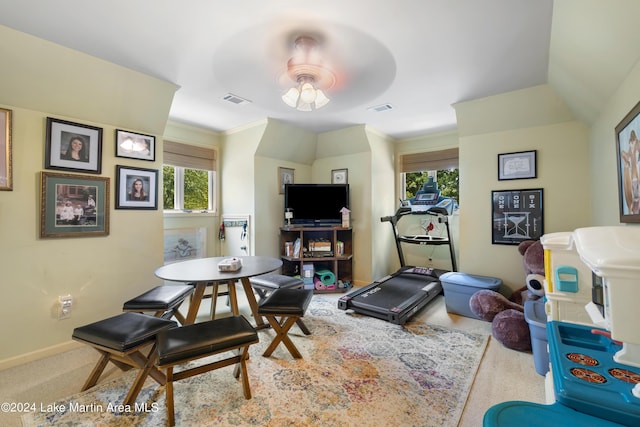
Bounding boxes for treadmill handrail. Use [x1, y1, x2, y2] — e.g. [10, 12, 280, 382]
[381, 207, 457, 272]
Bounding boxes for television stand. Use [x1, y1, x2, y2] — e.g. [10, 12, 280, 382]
[279, 226, 352, 293]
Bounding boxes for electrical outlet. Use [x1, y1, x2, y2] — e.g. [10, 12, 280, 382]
[57, 295, 73, 320]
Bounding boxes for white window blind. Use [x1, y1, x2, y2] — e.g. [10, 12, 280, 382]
[401, 148, 459, 173]
[163, 140, 216, 171]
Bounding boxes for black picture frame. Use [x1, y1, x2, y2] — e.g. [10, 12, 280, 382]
[115, 165, 158, 210]
[45, 117, 103, 174]
[115, 129, 156, 161]
[40, 172, 110, 238]
[615, 100, 640, 223]
[497, 150, 537, 180]
[491, 188, 543, 245]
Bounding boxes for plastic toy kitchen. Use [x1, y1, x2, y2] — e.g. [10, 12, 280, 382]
[544, 226, 640, 425]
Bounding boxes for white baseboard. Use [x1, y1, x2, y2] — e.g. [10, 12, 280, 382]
[0, 340, 83, 372]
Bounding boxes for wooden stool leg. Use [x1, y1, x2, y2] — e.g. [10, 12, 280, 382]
[124, 343, 162, 406]
[81, 351, 110, 391]
[263, 316, 302, 358]
[166, 367, 175, 427]
[296, 318, 311, 335]
[172, 310, 187, 326]
[236, 346, 252, 399]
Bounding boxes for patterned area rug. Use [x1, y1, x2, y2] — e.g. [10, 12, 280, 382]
[23, 296, 488, 427]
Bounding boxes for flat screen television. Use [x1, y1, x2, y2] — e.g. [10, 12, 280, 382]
[284, 184, 350, 226]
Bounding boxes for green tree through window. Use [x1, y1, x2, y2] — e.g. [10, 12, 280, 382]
[163, 165, 212, 211]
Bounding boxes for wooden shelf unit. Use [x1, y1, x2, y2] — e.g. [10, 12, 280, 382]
[279, 226, 353, 293]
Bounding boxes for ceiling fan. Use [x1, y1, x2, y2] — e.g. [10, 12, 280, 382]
[280, 36, 337, 111]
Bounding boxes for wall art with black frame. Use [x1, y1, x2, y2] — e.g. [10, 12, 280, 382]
[491, 188, 543, 245]
[45, 117, 103, 174]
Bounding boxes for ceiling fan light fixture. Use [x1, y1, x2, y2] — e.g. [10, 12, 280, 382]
[282, 76, 331, 111]
[314, 89, 330, 108]
[281, 87, 300, 108]
[282, 36, 335, 112]
[299, 82, 317, 104]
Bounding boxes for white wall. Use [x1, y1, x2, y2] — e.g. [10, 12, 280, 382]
[0, 25, 178, 365]
[0, 107, 166, 365]
[314, 126, 374, 285]
[366, 127, 397, 281]
[455, 86, 591, 292]
[589, 58, 640, 225]
[220, 122, 266, 255]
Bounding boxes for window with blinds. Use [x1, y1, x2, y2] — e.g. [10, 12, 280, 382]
[401, 148, 459, 205]
[400, 148, 458, 173]
[163, 141, 217, 212]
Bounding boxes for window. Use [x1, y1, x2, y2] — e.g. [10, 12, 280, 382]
[401, 149, 459, 205]
[163, 165, 215, 211]
[163, 141, 216, 212]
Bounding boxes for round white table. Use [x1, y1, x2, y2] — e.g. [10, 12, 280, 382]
[155, 256, 283, 326]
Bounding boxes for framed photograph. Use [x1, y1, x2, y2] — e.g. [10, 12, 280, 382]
[40, 172, 110, 238]
[279, 167, 294, 194]
[45, 117, 103, 174]
[332, 168, 348, 184]
[491, 188, 543, 245]
[115, 129, 155, 161]
[0, 108, 12, 190]
[615, 100, 640, 223]
[115, 165, 158, 209]
[498, 150, 537, 180]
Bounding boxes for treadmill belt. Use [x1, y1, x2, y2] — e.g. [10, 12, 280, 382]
[352, 273, 433, 309]
[338, 268, 443, 324]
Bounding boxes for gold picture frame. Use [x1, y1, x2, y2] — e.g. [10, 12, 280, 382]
[40, 172, 110, 238]
[0, 108, 12, 190]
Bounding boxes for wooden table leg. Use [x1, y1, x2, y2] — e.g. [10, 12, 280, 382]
[185, 281, 206, 325]
[240, 277, 266, 328]
[228, 280, 239, 316]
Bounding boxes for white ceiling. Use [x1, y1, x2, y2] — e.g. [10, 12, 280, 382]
[0, 1, 636, 139]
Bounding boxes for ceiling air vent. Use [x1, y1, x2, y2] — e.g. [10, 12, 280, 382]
[367, 103, 393, 112]
[222, 93, 251, 105]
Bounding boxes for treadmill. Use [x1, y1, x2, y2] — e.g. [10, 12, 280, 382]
[338, 204, 457, 324]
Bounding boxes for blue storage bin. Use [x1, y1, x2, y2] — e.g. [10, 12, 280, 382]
[524, 298, 549, 375]
[440, 272, 502, 319]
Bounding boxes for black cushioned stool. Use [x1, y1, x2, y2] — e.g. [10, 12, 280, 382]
[72, 312, 177, 406]
[257, 288, 313, 359]
[156, 315, 259, 426]
[250, 273, 311, 335]
[122, 284, 194, 325]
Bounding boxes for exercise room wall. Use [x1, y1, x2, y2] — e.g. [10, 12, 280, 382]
[456, 85, 591, 293]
